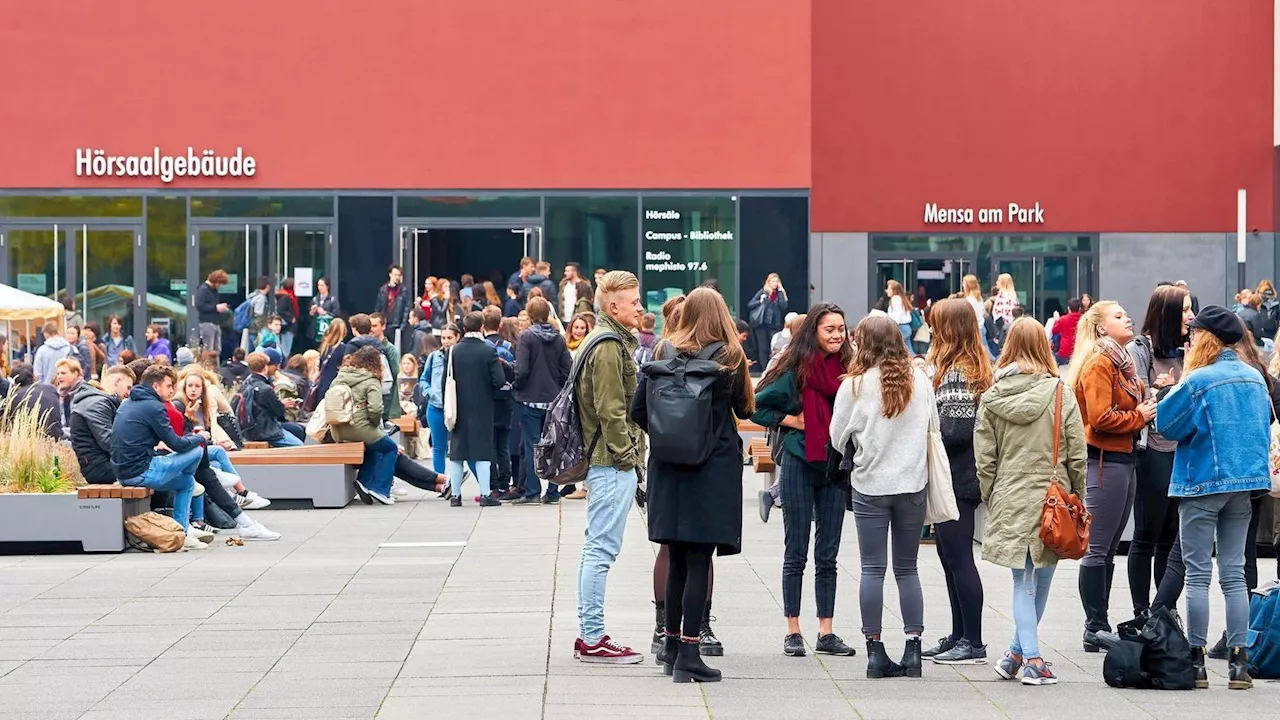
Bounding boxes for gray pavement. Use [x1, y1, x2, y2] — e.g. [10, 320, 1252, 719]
[1, 469, 1277, 719]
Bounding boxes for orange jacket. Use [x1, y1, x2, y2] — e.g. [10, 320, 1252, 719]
[1073, 353, 1147, 453]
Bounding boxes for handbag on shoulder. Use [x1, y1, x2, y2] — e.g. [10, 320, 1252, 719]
[1039, 382, 1091, 559]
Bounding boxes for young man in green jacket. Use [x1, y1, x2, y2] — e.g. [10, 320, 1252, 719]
[574, 270, 646, 665]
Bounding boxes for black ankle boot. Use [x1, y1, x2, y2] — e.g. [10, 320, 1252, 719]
[1228, 647, 1252, 690]
[1191, 646, 1209, 689]
[651, 603, 665, 656]
[1080, 565, 1113, 652]
[1208, 631, 1228, 660]
[699, 605, 723, 657]
[900, 636, 923, 678]
[672, 639, 721, 683]
[656, 633, 678, 676]
[864, 639, 904, 679]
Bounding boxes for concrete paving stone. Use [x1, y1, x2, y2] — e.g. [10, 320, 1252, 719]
[402, 637, 548, 677]
[543, 673, 707, 706]
[315, 599, 433, 624]
[543, 704, 712, 720]
[3, 712, 84, 720]
[387, 674, 546, 697]
[285, 633, 414, 663]
[0, 660, 142, 686]
[0, 639, 64, 661]
[375, 694, 543, 720]
[204, 603, 331, 630]
[416, 610, 550, 640]
[35, 635, 176, 661]
[80, 704, 239, 720]
[232, 708, 379, 720]
[267, 659, 407, 679]
[101, 671, 262, 704]
[0, 624, 83, 641]
[238, 676, 393, 708]
[335, 579, 445, 599]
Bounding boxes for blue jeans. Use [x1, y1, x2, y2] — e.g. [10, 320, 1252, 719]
[205, 445, 237, 476]
[1010, 552, 1055, 659]
[517, 404, 555, 499]
[898, 323, 914, 354]
[120, 446, 203, 530]
[1180, 491, 1253, 648]
[577, 465, 638, 643]
[448, 459, 490, 497]
[280, 330, 295, 357]
[357, 434, 399, 497]
[192, 494, 204, 523]
[426, 404, 449, 474]
[271, 428, 304, 447]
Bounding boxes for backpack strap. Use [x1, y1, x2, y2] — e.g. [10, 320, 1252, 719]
[568, 331, 623, 447]
[695, 341, 726, 361]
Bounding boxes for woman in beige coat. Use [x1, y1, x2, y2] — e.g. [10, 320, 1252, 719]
[974, 318, 1086, 687]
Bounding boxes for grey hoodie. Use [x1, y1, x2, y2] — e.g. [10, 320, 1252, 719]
[32, 336, 72, 384]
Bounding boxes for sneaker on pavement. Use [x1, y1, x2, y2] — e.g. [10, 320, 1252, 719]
[564, 489, 587, 500]
[995, 651, 1023, 680]
[190, 520, 219, 536]
[542, 494, 560, 505]
[449, 497, 463, 507]
[783, 633, 806, 657]
[352, 481, 374, 505]
[500, 488, 523, 501]
[758, 490, 773, 523]
[187, 526, 214, 544]
[238, 521, 281, 541]
[572, 638, 585, 659]
[932, 639, 987, 665]
[183, 533, 209, 551]
[478, 495, 502, 507]
[1019, 661, 1058, 686]
[237, 491, 271, 510]
[512, 495, 541, 505]
[392, 484, 410, 498]
[366, 486, 395, 505]
[922, 636, 958, 658]
[577, 636, 644, 664]
[815, 633, 858, 656]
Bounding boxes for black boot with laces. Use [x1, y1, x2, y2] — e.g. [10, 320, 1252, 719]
[699, 606, 724, 657]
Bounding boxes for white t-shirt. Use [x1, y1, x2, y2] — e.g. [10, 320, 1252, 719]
[562, 281, 577, 320]
[887, 295, 913, 325]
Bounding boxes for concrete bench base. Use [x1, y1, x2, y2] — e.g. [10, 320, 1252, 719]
[0, 493, 149, 553]
[237, 463, 355, 509]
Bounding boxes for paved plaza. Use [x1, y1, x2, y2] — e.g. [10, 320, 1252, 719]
[1, 470, 1277, 719]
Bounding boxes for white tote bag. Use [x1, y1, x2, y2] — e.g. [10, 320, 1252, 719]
[443, 347, 458, 432]
[923, 405, 960, 524]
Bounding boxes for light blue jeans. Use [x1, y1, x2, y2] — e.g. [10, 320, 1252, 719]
[426, 404, 449, 474]
[898, 323, 914, 354]
[577, 465, 638, 644]
[280, 330, 295, 357]
[448, 459, 490, 498]
[119, 446, 203, 530]
[1010, 552, 1056, 659]
[1181, 491, 1253, 648]
[271, 430, 304, 447]
[205, 445, 237, 476]
[192, 494, 204, 523]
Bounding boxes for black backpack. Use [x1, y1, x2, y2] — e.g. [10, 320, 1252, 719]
[1103, 607, 1197, 690]
[640, 341, 726, 466]
[535, 332, 622, 485]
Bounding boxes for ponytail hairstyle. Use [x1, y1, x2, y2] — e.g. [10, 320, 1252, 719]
[1065, 300, 1120, 388]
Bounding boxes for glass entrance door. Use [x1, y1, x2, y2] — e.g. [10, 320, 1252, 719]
[268, 224, 330, 353]
[992, 255, 1080, 323]
[74, 225, 143, 346]
[1, 225, 65, 300]
[875, 260, 911, 309]
[194, 224, 263, 354]
[398, 224, 541, 308]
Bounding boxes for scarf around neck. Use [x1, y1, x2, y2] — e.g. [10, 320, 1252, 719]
[802, 353, 846, 462]
[1097, 336, 1143, 401]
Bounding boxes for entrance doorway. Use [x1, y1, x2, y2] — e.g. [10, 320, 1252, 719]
[398, 225, 542, 302]
[874, 257, 974, 309]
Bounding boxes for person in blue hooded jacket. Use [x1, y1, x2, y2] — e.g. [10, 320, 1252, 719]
[1155, 305, 1271, 691]
[419, 324, 460, 476]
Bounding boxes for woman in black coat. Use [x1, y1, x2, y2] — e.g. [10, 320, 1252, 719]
[630, 288, 754, 683]
[445, 312, 506, 507]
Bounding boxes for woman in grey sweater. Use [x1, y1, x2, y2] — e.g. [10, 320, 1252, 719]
[830, 314, 936, 679]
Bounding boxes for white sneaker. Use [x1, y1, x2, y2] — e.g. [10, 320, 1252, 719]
[187, 526, 214, 544]
[238, 521, 281, 541]
[213, 468, 241, 490]
[392, 485, 409, 498]
[236, 491, 271, 510]
[366, 487, 395, 505]
[183, 534, 209, 551]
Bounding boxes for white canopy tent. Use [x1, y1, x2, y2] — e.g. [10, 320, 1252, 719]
[0, 283, 66, 363]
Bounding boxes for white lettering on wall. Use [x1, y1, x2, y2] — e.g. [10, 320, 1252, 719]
[76, 147, 257, 183]
[923, 202, 1044, 225]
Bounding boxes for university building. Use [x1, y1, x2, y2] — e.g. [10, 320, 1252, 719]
[0, 0, 1274, 350]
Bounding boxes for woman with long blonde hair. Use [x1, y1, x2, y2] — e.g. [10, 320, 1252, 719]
[884, 279, 915, 351]
[747, 272, 789, 368]
[829, 314, 936, 678]
[975, 317, 1086, 685]
[1155, 306, 1271, 689]
[633, 287, 753, 682]
[1066, 300, 1154, 652]
[920, 299, 992, 663]
[992, 273, 1019, 326]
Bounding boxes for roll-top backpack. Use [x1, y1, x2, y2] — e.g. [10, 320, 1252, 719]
[324, 383, 356, 425]
[641, 341, 726, 466]
[124, 512, 186, 553]
[535, 332, 621, 486]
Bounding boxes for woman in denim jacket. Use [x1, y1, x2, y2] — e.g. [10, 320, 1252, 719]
[418, 324, 459, 476]
[1155, 305, 1271, 690]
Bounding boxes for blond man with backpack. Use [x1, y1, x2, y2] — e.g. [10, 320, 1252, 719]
[327, 346, 399, 505]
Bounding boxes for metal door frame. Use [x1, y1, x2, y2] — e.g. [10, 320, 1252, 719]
[991, 253, 1084, 322]
[264, 222, 335, 290]
[395, 218, 543, 298]
[189, 222, 264, 346]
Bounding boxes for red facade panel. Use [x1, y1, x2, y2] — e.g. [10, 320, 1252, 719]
[0, 0, 810, 190]
[812, 0, 1275, 233]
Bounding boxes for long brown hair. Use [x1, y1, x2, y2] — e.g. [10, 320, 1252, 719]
[661, 294, 686, 337]
[177, 365, 216, 424]
[996, 317, 1059, 376]
[319, 317, 347, 357]
[759, 303, 853, 391]
[482, 281, 501, 307]
[847, 314, 914, 417]
[1232, 330, 1271, 389]
[886, 279, 911, 310]
[656, 288, 754, 415]
[961, 274, 983, 302]
[1184, 327, 1228, 376]
[926, 298, 992, 395]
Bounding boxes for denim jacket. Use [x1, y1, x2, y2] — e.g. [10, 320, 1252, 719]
[1155, 349, 1272, 497]
[418, 350, 446, 410]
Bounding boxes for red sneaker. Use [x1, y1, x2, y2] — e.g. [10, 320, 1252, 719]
[573, 638, 585, 658]
[577, 635, 644, 664]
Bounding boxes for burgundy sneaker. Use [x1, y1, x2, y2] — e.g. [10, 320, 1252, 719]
[573, 637, 585, 658]
[578, 635, 644, 664]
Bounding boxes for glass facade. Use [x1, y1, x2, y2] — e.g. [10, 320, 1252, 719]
[0, 192, 803, 357]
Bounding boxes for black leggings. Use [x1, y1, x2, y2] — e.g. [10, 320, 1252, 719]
[654, 544, 714, 602]
[195, 449, 242, 519]
[665, 542, 714, 638]
[934, 499, 983, 646]
[1128, 449, 1179, 614]
[394, 454, 441, 491]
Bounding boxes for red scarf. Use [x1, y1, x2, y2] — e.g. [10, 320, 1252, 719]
[802, 353, 845, 462]
[279, 287, 300, 321]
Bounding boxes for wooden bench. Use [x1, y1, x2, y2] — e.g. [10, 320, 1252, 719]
[752, 454, 776, 474]
[230, 443, 366, 509]
[0, 484, 156, 553]
[391, 416, 421, 454]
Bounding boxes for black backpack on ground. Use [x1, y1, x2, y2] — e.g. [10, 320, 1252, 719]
[640, 341, 725, 466]
[1103, 607, 1196, 690]
[534, 332, 622, 486]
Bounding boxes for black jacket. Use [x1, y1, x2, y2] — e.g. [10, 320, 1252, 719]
[8, 382, 63, 438]
[375, 282, 412, 329]
[276, 292, 298, 333]
[111, 384, 203, 480]
[1237, 307, 1268, 346]
[220, 361, 250, 390]
[194, 282, 222, 324]
[524, 273, 557, 309]
[240, 372, 288, 443]
[513, 324, 572, 405]
[446, 337, 505, 461]
[484, 332, 516, 428]
[70, 383, 121, 484]
[631, 345, 751, 555]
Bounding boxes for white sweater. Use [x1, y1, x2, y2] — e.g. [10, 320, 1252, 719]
[828, 366, 934, 497]
[887, 295, 913, 325]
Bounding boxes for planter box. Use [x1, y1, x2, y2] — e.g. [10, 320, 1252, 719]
[0, 492, 148, 552]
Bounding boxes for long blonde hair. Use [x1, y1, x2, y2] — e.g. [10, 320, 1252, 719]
[656, 287, 754, 415]
[961, 274, 983, 301]
[997, 273, 1016, 295]
[177, 365, 217, 424]
[886, 279, 912, 310]
[1065, 300, 1120, 388]
[926, 298, 992, 395]
[847, 314, 915, 418]
[1185, 330, 1228, 375]
[320, 317, 348, 357]
[996, 318, 1060, 377]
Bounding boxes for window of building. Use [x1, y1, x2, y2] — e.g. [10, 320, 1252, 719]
[396, 195, 540, 219]
[189, 195, 334, 218]
[543, 196, 639, 285]
[641, 195, 737, 325]
[0, 195, 142, 218]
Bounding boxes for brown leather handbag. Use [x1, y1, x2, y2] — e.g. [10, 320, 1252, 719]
[1039, 382, 1091, 559]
